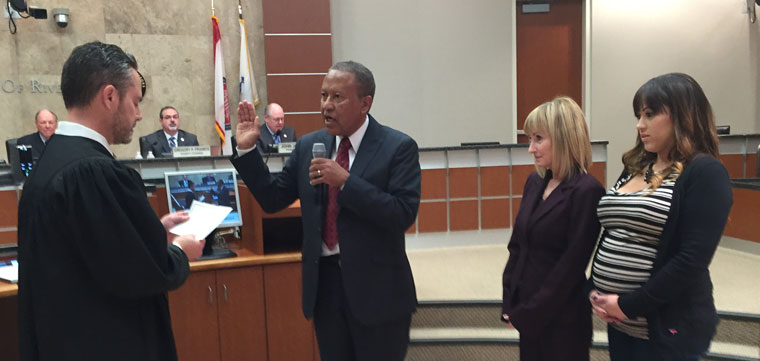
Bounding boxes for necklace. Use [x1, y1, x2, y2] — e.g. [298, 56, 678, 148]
[644, 163, 661, 183]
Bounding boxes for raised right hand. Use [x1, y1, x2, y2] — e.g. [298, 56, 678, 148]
[173, 235, 205, 262]
[235, 101, 261, 149]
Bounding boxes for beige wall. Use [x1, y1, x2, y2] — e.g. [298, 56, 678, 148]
[2, 1, 759, 172]
[0, 0, 267, 160]
[330, 0, 515, 147]
[589, 0, 760, 185]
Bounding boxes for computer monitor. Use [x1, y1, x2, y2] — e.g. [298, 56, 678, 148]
[164, 169, 243, 228]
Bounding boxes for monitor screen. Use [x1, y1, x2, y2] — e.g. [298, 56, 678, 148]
[164, 169, 243, 228]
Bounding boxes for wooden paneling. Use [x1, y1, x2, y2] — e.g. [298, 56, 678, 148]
[719, 154, 745, 179]
[264, 262, 315, 361]
[512, 197, 522, 226]
[285, 113, 324, 140]
[511, 165, 536, 195]
[421, 169, 447, 200]
[746, 153, 757, 178]
[262, 0, 331, 34]
[0, 190, 18, 228]
[155, 187, 170, 217]
[482, 198, 510, 229]
[589, 161, 606, 188]
[449, 200, 478, 231]
[481, 166, 510, 197]
[265, 36, 333, 74]
[418, 202, 447, 233]
[0, 296, 18, 361]
[406, 221, 416, 234]
[724, 188, 760, 243]
[0, 230, 17, 245]
[516, 0, 583, 137]
[449, 168, 478, 199]
[169, 271, 221, 361]
[217, 267, 268, 361]
[266, 75, 324, 112]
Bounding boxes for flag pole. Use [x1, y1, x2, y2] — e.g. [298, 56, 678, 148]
[238, 0, 243, 19]
[211, 0, 215, 17]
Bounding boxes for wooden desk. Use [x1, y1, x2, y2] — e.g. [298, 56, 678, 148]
[0, 251, 318, 361]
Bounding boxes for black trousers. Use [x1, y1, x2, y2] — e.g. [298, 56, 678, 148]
[607, 325, 701, 361]
[313, 255, 412, 361]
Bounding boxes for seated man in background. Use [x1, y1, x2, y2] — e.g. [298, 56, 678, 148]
[15, 109, 58, 160]
[139, 106, 198, 158]
[256, 102, 296, 153]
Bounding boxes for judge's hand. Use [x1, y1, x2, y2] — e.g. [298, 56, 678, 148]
[236, 101, 261, 149]
[591, 291, 627, 322]
[309, 158, 349, 188]
[161, 211, 190, 239]
[173, 235, 205, 262]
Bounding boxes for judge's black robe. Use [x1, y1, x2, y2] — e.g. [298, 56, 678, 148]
[17, 134, 190, 361]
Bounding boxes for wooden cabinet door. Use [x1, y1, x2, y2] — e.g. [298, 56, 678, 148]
[264, 262, 315, 361]
[217, 266, 268, 361]
[169, 270, 221, 361]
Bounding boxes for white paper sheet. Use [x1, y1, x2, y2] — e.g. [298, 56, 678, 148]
[0, 260, 18, 284]
[170, 201, 232, 240]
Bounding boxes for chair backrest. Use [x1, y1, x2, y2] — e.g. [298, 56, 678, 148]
[4, 138, 24, 183]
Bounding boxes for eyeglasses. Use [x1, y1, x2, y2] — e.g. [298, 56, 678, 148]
[162, 115, 180, 120]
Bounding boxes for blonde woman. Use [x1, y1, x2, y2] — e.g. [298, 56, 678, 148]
[589, 73, 732, 361]
[501, 96, 605, 361]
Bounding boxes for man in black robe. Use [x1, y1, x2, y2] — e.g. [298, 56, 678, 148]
[17, 41, 205, 361]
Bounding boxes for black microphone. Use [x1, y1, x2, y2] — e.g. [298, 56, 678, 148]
[312, 143, 327, 202]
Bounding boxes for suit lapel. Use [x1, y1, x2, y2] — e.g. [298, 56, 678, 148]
[528, 173, 573, 227]
[348, 115, 381, 178]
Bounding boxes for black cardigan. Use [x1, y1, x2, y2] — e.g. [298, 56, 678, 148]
[597, 155, 733, 359]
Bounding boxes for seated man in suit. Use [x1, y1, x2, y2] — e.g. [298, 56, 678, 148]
[139, 106, 198, 158]
[256, 103, 296, 153]
[15, 109, 58, 161]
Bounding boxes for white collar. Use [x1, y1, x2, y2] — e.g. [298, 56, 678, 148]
[335, 114, 369, 153]
[164, 131, 179, 141]
[56, 121, 113, 155]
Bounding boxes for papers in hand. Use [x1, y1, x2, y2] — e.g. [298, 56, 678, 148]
[0, 260, 18, 284]
[170, 201, 233, 240]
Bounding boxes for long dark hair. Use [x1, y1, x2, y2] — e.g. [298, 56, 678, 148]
[622, 73, 718, 187]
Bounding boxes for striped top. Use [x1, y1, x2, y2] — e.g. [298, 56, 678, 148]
[590, 172, 678, 339]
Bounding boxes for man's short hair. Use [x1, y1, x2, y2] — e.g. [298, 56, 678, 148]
[34, 109, 58, 123]
[61, 41, 139, 109]
[264, 104, 273, 117]
[159, 106, 178, 119]
[330, 61, 376, 98]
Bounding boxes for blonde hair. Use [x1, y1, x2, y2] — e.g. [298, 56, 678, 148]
[524, 96, 592, 180]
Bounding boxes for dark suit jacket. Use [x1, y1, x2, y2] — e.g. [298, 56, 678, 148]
[139, 130, 198, 158]
[502, 171, 604, 343]
[256, 125, 296, 153]
[16, 132, 49, 160]
[232, 115, 420, 325]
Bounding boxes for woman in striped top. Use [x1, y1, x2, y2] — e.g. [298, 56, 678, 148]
[589, 73, 733, 361]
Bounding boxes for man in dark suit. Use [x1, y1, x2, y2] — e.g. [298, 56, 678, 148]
[256, 102, 296, 153]
[233, 61, 420, 361]
[15, 109, 58, 160]
[139, 106, 198, 158]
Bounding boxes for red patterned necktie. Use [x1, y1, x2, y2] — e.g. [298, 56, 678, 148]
[323, 137, 351, 250]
